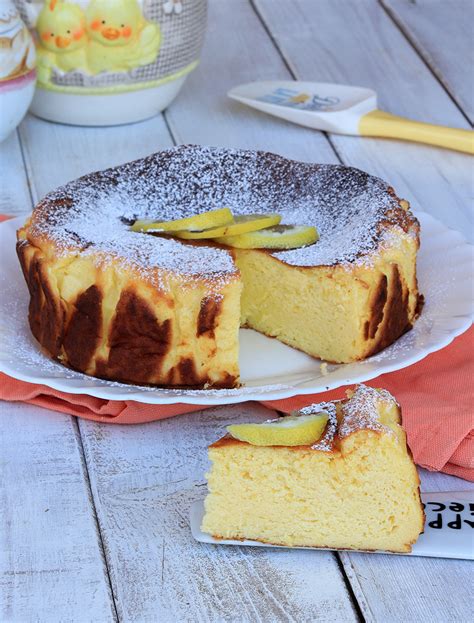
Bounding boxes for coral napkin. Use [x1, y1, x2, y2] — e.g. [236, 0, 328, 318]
[1, 215, 472, 480]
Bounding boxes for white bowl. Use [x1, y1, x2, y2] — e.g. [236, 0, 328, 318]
[0, 71, 36, 140]
[0, 0, 36, 141]
[30, 75, 186, 126]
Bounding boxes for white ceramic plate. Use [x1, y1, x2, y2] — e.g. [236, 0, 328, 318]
[0, 213, 472, 405]
[190, 492, 474, 560]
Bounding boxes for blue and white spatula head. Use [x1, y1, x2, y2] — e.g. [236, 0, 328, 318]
[228, 80, 474, 154]
[228, 80, 377, 134]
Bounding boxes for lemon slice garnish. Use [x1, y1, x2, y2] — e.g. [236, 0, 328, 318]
[131, 207, 234, 233]
[172, 213, 281, 240]
[216, 224, 319, 249]
[227, 412, 329, 446]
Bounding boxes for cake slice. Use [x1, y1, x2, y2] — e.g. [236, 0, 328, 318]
[202, 385, 424, 553]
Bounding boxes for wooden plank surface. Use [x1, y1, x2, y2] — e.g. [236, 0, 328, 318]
[165, 0, 338, 162]
[78, 404, 359, 623]
[338, 549, 473, 623]
[0, 403, 116, 622]
[0, 131, 31, 217]
[382, 0, 474, 124]
[18, 114, 174, 202]
[254, 0, 473, 241]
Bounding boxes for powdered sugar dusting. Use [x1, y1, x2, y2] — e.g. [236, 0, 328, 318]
[293, 384, 397, 451]
[339, 384, 396, 440]
[298, 402, 338, 451]
[29, 145, 418, 275]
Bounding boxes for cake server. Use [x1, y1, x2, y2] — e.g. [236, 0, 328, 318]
[228, 81, 474, 154]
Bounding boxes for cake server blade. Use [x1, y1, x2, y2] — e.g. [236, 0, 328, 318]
[228, 81, 474, 154]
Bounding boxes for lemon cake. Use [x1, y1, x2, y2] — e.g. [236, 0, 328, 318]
[17, 145, 422, 388]
[202, 384, 424, 553]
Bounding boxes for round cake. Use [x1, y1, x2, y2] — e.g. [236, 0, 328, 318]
[17, 145, 422, 388]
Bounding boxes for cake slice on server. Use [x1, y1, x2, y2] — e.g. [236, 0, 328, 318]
[201, 384, 424, 553]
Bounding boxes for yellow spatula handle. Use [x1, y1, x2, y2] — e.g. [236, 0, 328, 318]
[359, 110, 474, 154]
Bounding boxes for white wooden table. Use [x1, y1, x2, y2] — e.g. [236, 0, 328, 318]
[1, 1, 473, 621]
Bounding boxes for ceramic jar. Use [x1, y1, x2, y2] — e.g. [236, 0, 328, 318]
[15, 0, 207, 126]
[0, 0, 36, 141]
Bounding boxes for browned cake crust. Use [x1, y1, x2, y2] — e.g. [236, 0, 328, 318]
[16, 236, 239, 388]
[17, 145, 421, 388]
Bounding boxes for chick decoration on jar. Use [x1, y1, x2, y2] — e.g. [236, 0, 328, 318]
[85, 0, 161, 74]
[34, 0, 162, 78]
[36, 0, 88, 80]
